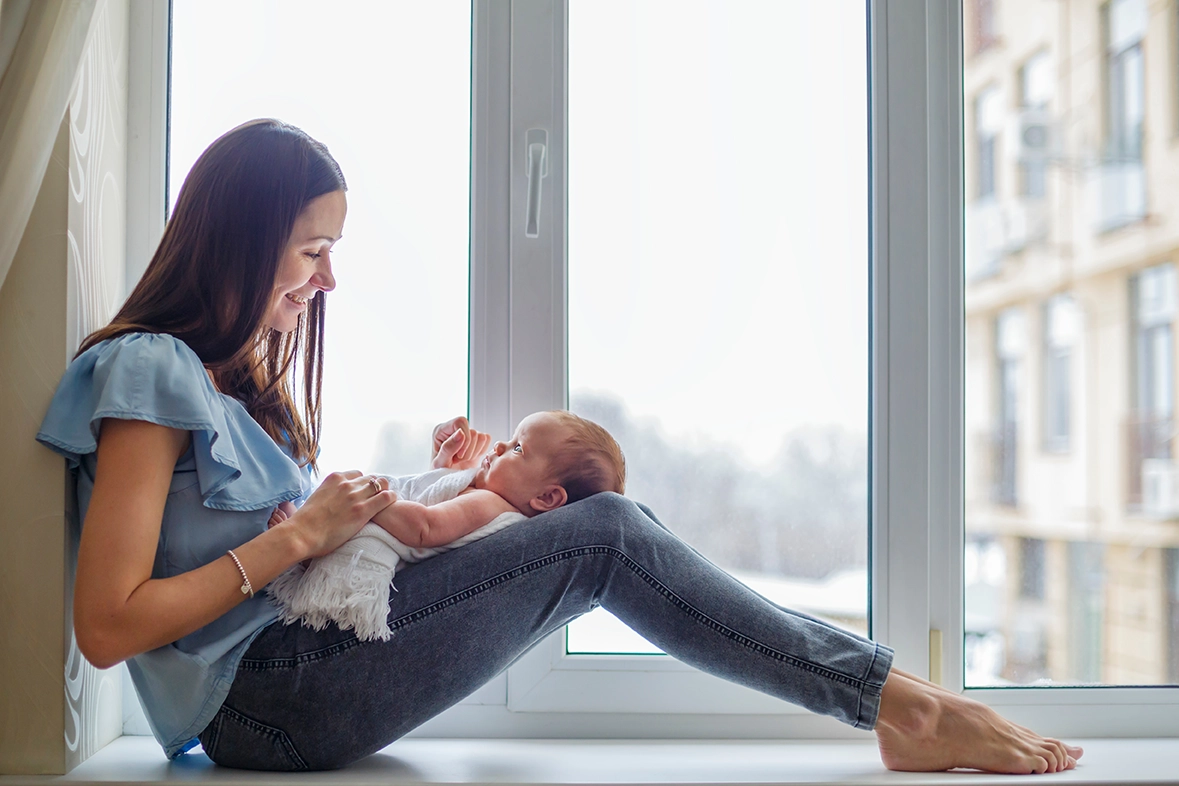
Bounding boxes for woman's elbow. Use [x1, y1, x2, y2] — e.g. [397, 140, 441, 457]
[74, 616, 127, 670]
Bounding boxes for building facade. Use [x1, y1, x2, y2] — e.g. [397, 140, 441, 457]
[964, 0, 1179, 685]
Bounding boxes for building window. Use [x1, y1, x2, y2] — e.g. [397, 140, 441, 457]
[1095, 0, 1148, 230]
[975, 88, 1001, 200]
[1129, 265, 1176, 514]
[994, 308, 1024, 505]
[1167, 548, 1179, 683]
[1068, 542, 1106, 684]
[973, 0, 999, 55]
[1042, 295, 1076, 452]
[1018, 52, 1053, 199]
[1018, 537, 1047, 600]
[1105, 0, 1146, 162]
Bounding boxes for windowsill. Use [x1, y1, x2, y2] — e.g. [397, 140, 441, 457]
[4, 736, 1179, 786]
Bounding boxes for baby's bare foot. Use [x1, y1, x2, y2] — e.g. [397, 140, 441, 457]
[875, 669, 1083, 774]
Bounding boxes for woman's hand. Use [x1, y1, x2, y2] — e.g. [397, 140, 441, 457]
[277, 471, 397, 559]
[431, 416, 492, 470]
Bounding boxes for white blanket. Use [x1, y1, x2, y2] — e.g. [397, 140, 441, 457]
[268, 468, 525, 641]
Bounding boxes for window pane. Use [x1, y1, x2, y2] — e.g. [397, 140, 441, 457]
[964, 0, 1179, 686]
[169, 1, 471, 477]
[567, 0, 868, 654]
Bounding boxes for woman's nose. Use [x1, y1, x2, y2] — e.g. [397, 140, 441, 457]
[312, 255, 336, 292]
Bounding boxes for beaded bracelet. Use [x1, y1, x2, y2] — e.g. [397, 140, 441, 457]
[226, 549, 254, 598]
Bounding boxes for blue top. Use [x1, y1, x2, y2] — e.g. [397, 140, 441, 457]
[35, 332, 314, 759]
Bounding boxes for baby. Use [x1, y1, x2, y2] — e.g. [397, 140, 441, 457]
[267, 410, 626, 640]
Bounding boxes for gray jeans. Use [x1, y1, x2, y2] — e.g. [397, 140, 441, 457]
[197, 493, 893, 770]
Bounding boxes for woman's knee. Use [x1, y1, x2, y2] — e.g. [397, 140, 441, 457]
[559, 492, 660, 544]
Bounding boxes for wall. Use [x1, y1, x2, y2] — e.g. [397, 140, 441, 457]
[0, 0, 129, 773]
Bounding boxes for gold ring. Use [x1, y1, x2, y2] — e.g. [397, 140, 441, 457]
[369, 476, 383, 494]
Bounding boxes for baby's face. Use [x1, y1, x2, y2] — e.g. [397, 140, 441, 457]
[473, 412, 569, 513]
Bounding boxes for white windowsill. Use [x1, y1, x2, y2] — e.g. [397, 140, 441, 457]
[3, 736, 1179, 785]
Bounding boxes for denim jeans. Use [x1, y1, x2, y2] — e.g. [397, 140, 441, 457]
[196, 493, 894, 770]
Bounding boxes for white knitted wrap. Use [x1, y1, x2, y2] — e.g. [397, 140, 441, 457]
[268, 468, 524, 641]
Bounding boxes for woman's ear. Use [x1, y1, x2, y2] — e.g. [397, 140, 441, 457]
[529, 485, 568, 513]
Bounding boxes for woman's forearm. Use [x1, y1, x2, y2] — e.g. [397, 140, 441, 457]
[77, 522, 307, 669]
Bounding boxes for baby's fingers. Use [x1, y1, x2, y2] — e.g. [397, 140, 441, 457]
[360, 489, 398, 518]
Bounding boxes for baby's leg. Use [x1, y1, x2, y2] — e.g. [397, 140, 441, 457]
[267, 501, 297, 530]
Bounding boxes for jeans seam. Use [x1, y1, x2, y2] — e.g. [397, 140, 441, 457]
[241, 544, 873, 690]
[218, 705, 309, 770]
[239, 635, 361, 669]
[854, 645, 880, 728]
[200, 714, 221, 759]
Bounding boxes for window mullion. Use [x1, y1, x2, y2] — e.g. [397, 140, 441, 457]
[506, 0, 567, 425]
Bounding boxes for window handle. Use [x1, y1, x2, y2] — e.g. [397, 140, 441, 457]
[525, 129, 548, 238]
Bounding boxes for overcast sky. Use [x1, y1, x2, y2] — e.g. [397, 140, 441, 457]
[170, 0, 868, 472]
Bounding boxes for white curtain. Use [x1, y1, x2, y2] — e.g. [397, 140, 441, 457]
[0, 0, 98, 293]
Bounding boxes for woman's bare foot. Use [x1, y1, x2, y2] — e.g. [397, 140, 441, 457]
[874, 668, 1084, 774]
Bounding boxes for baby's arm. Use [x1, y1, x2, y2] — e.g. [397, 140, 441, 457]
[369, 490, 517, 549]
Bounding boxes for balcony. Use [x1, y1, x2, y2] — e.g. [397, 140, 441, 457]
[1125, 415, 1176, 515]
[966, 199, 1049, 280]
[1090, 160, 1146, 233]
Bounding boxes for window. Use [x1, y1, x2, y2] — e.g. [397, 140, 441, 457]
[564, 0, 868, 655]
[966, 0, 1179, 699]
[168, 0, 472, 478]
[975, 88, 1001, 200]
[121, 0, 1179, 741]
[1019, 538, 1046, 600]
[992, 309, 1023, 506]
[1018, 52, 1053, 200]
[1168, 549, 1179, 683]
[1105, 0, 1146, 162]
[1096, 0, 1148, 229]
[1042, 295, 1076, 452]
[1130, 264, 1176, 515]
[972, 0, 999, 55]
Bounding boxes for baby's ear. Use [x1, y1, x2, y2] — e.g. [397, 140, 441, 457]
[530, 484, 568, 513]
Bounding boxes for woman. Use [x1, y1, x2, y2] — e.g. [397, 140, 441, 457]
[36, 119, 1081, 773]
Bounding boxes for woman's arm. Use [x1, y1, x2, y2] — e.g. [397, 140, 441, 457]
[369, 490, 517, 549]
[74, 418, 395, 669]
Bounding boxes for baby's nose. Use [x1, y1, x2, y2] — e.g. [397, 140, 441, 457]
[493, 441, 506, 456]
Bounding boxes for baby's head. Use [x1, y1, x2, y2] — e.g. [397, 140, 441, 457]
[473, 410, 626, 517]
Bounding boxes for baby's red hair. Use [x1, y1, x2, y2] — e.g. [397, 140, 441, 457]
[544, 410, 627, 504]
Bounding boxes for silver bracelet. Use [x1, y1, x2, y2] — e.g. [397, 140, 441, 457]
[226, 549, 254, 598]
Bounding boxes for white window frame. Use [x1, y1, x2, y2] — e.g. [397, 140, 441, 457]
[125, 0, 1179, 740]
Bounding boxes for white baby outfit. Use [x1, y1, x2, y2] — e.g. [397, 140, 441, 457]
[269, 467, 525, 641]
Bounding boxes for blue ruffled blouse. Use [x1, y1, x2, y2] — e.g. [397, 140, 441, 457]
[36, 332, 314, 758]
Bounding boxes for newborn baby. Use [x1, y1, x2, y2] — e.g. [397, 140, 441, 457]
[268, 410, 626, 640]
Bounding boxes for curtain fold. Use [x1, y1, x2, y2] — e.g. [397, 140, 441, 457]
[0, 0, 98, 294]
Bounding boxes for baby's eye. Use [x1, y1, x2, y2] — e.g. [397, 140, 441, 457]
[513, 444, 523, 453]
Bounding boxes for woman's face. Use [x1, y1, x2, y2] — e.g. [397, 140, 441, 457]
[266, 189, 347, 333]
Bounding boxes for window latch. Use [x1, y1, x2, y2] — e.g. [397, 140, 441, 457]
[525, 128, 548, 238]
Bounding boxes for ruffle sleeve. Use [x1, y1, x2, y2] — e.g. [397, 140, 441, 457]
[35, 332, 306, 511]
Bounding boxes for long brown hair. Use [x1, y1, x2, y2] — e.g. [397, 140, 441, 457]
[79, 119, 346, 470]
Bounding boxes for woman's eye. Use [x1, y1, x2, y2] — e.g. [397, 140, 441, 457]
[305, 252, 321, 260]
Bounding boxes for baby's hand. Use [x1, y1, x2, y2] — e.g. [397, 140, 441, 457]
[268, 500, 297, 529]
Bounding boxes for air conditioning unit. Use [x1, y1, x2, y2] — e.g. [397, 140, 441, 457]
[1011, 108, 1056, 163]
[1141, 458, 1179, 518]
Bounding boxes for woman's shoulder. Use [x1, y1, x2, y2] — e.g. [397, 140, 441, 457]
[77, 330, 205, 371]
[37, 332, 221, 467]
